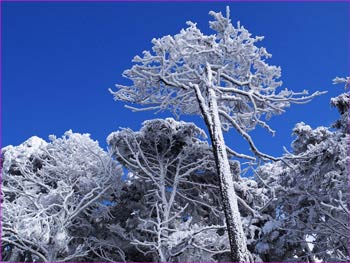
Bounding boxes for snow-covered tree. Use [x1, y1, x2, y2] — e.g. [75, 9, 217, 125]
[107, 118, 226, 261]
[108, 118, 274, 262]
[256, 79, 349, 261]
[110, 7, 325, 260]
[1, 131, 123, 262]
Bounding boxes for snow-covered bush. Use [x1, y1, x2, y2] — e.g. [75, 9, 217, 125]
[108, 118, 271, 262]
[1, 131, 123, 262]
[256, 80, 349, 261]
[107, 118, 222, 261]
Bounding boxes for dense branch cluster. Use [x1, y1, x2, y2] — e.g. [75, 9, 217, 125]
[1, 131, 122, 262]
[255, 86, 349, 262]
[107, 118, 273, 262]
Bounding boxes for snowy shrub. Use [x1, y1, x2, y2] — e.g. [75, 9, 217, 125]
[1, 131, 123, 262]
[108, 118, 270, 262]
[256, 81, 349, 261]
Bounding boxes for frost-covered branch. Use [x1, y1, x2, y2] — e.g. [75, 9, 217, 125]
[1, 131, 123, 262]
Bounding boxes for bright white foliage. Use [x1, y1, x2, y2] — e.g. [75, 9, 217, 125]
[256, 81, 349, 262]
[2, 136, 47, 169]
[1, 131, 122, 262]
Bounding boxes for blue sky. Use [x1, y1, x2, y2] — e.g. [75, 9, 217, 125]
[2, 2, 349, 158]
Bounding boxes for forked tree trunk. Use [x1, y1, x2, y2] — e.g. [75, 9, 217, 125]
[197, 84, 251, 262]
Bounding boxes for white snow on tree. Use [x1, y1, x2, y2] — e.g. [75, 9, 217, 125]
[108, 118, 273, 262]
[110, 7, 325, 261]
[256, 79, 349, 261]
[108, 118, 225, 261]
[1, 131, 123, 262]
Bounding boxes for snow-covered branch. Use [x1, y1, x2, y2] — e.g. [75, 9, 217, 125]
[1, 131, 123, 262]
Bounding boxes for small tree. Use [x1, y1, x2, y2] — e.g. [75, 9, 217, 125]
[110, 7, 324, 261]
[108, 118, 272, 262]
[108, 118, 225, 261]
[1, 131, 123, 262]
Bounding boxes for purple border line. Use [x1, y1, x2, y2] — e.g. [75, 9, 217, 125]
[347, 1, 350, 263]
[348, 0, 350, 261]
[1, 0, 350, 3]
[0, 0, 349, 263]
[1, 0, 3, 261]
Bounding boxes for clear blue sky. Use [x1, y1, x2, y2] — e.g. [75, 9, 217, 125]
[2, 1, 349, 158]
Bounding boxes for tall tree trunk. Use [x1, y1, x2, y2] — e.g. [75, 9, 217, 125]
[207, 87, 250, 262]
[193, 82, 251, 262]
